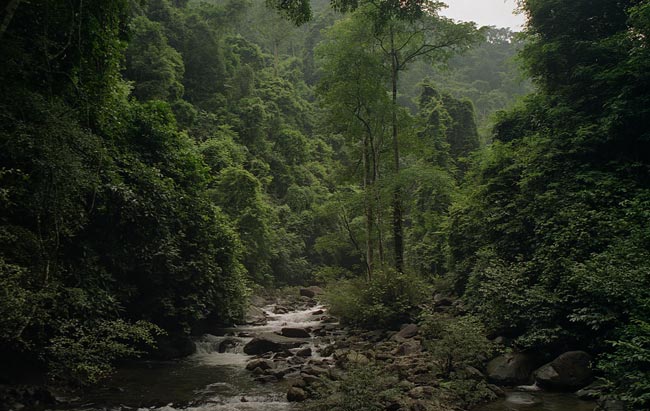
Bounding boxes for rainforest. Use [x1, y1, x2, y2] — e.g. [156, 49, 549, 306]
[0, 0, 648, 410]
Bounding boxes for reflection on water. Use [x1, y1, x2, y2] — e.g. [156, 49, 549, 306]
[477, 390, 596, 411]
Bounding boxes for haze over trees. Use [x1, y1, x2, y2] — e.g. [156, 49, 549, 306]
[0, 0, 648, 407]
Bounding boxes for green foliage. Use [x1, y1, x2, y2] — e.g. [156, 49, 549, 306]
[599, 320, 650, 408]
[308, 363, 403, 411]
[0, 259, 31, 345]
[325, 269, 430, 329]
[124, 16, 185, 102]
[445, 0, 650, 406]
[420, 312, 497, 376]
[46, 320, 163, 385]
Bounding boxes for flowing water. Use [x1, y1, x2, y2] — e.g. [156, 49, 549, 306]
[477, 389, 596, 411]
[54, 305, 326, 411]
[51, 304, 598, 411]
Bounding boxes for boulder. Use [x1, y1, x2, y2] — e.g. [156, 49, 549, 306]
[281, 327, 310, 338]
[296, 347, 312, 357]
[487, 384, 506, 397]
[245, 305, 267, 325]
[392, 340, 422, 357]
[596, 399, 627, 411]
[274, 305, 289, 314]
[245, 359, 274, 371]
[287, 387, 307, 402]
[299, 288, 316, 298]
[576, 381, 605, 400]
[433, 294, 454, 307]
[243, 333, 308, 355]
[346, 351, 370, 364]
[486, 352, 538, 385]
[218, 338, 239, 353]
[534, 351, 592, 390]
[408, 386, 435, 399]
[464, 366, 485, 380]
[394, 324, 419, 340]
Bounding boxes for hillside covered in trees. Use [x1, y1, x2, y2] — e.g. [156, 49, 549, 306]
[0, 0, 648, 409]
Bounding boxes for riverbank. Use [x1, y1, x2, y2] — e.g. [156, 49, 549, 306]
[0, 288, 605, 411]
[240, 288, 599, 411]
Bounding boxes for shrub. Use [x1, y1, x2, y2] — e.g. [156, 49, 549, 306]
[325, 269, 430, 329]
[46, 319, 163, 386]
[308, 363, 402, 411]
[420, 312, 498, 376]
[599, 319, 650, 408]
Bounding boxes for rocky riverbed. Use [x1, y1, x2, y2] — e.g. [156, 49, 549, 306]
[1, 288, 604, 411]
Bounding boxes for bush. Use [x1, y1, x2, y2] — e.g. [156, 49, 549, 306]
[325, 269, 431, 329]
[308, 363, 402, 411]
[599, 319, 650, 408]
[46, 319, 163, 386]
[420, 312, 498, 376]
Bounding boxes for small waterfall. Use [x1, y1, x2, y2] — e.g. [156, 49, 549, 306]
[190, 334, 252, 367]
[57, 302, 329, 411]
[193, 335, 247, 355]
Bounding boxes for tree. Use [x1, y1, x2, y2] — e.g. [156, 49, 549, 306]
[317, 11, 391, 279]
[124, 16, 185, 102]
[361, 1, 479, 271]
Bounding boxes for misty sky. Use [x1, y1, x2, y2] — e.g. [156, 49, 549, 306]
[440, 0, 526, 31]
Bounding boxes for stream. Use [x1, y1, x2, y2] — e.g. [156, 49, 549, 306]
[54, 304, 327, 411]
[50, 302, 597, 411]
[477, 390, 596, 411]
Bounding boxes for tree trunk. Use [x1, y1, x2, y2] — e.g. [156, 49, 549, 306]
[0, 0, 21, 40]
[370, 128, 385, 266]
[390, 28, 404, 272]
[363, 133, 374, 281]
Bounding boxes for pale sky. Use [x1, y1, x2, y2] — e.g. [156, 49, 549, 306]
[440, 0, 526, 31]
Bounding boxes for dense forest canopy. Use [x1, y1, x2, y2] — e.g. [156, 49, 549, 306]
[0, 0, 648, 407]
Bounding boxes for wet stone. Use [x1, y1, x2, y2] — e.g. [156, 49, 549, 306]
[296, 347, 312, 357]
[287, 387, 308, 402]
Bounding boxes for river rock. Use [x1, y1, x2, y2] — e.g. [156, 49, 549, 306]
[281, 327, 310, 338]
[433, 294, 454, 307]
[576, 381, 605, 400]
[464, 365, 485, 380]
[243, 333, 307, 355]
[487, 384, 506, 397]
[296, 347, 312, 357]
[287, 387, 307, 402]
[245, 305, 267, 325]
[288, 355, 307, 365]
[274, 305, 289, 314]
[299, 288, 315, 298]
[245, 358, 274, 371]
[408, 386, 435, 399]
[596, 399, 627, 411]
[487, 352, 538, 385]
[392, 340, 422, 356]
[218, 338, 239, 353]
[534, 351, 593, 390]
[319, 344, 336, 357]
[346, 351, 370, 364]
[393, 324, 419, 341]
